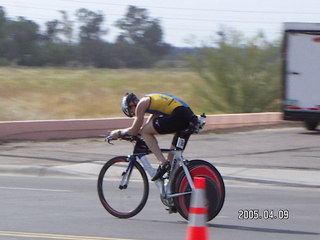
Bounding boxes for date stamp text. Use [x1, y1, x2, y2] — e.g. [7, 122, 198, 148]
[238, 209, 289, 220]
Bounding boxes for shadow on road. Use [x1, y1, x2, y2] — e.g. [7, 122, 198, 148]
[209, 223, 319, 236]
[128, 218, 319, 236]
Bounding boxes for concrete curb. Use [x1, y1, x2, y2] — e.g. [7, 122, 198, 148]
[1, 163, 319, 188]
[0, 112, 285, 141]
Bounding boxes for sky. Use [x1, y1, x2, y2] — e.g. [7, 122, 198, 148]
[1, 0, 320, 47]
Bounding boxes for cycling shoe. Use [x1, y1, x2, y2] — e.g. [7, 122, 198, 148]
[151, 162, 170, 181]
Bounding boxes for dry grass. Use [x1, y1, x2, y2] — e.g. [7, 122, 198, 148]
[0, 67, 204, 121]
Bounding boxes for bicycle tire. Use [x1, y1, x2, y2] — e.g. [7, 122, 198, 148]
[97, 156, 149, 218]
[171, 159, 225, 221]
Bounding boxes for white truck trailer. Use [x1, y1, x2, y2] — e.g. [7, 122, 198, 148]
[283, 22, 320, 130]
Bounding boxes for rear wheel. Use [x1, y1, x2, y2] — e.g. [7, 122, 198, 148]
[97, 156, 149, 218]
[171, 160, 225, 221]
[304, 121, 318, 131]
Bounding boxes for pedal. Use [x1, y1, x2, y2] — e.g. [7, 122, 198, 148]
[162, 172, 169, 179]
[166, 206, 177, 214]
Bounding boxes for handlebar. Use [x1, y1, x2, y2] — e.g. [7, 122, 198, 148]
[105, 135, 141, 144]
[105, 134, 151, 154]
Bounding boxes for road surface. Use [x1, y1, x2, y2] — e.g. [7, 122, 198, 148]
[0, 127, 319, 239]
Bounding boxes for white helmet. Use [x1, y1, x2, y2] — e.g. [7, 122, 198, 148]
[121, 93, 138, 117]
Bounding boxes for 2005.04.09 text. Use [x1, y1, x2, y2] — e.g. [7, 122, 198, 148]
[238, 209, 289, 220]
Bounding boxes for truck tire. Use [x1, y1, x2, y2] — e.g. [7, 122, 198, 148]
[304, 121, 318, 131]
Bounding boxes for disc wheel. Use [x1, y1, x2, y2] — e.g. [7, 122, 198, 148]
[172, 160, 225, 221]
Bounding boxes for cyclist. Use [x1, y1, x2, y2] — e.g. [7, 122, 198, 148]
[109, 92, 195, 181]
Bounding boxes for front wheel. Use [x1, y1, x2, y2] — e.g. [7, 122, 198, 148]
[97, 156, 149, 218]
[171, 160, 225, 221]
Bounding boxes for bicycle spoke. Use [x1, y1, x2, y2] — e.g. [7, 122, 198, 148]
[98, 157, 149, 218]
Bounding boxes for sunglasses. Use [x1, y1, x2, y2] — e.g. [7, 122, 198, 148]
[129, 103, 137, 109]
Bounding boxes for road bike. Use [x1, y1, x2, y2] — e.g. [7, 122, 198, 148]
[97, 114, 225, 221]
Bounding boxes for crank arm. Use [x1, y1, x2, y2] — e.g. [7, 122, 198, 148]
[166, 191, 192, 198]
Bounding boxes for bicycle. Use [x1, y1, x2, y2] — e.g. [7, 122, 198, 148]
[97, 114, 225, 221]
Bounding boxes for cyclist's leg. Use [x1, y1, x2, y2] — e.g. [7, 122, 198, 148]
[141, 107, 194, 180]
[167, 131, 192, 162]
[171, 130, 192, 150]
[140, 108, 188, 165]
[141, 122, 171, 181]
[140, 121, 167, 165]
[154, 107, 194, 162]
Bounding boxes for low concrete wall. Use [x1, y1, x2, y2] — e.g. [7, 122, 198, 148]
[0, 112, 284, 141]
[206, 112, 284, 129]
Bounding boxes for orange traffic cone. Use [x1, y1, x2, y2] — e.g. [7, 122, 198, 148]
[186, 177, 209, 240]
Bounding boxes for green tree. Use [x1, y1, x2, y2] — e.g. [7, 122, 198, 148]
[75, 8, 108, 67]
[44, 11, 73, 44]
[115, 5, 170, 61]
[0, 7, 7, 60]
[44, 20, 61, 42]
[41, 11, 76, 66]
[76, 8, 106, 43]
[59, 10, 73, 44]
[2, 17, 41, 65]
[191, 30, 281, 113]
[114, 41, 153, 68]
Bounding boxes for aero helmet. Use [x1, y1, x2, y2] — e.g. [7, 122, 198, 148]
[121, 93, 138, 117]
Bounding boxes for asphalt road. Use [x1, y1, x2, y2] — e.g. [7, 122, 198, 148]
[1, 175, 319, 240]
[0, 126, 320, 239]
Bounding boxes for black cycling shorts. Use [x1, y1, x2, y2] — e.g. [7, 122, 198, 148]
[152, 106, 194, 134]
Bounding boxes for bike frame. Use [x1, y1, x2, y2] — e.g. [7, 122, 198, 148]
[119, 148, 195, 200]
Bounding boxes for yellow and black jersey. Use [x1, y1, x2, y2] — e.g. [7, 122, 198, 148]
[145, 93, 190, 115]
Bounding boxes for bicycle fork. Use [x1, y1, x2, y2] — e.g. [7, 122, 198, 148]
[118, 155, 136, 189]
